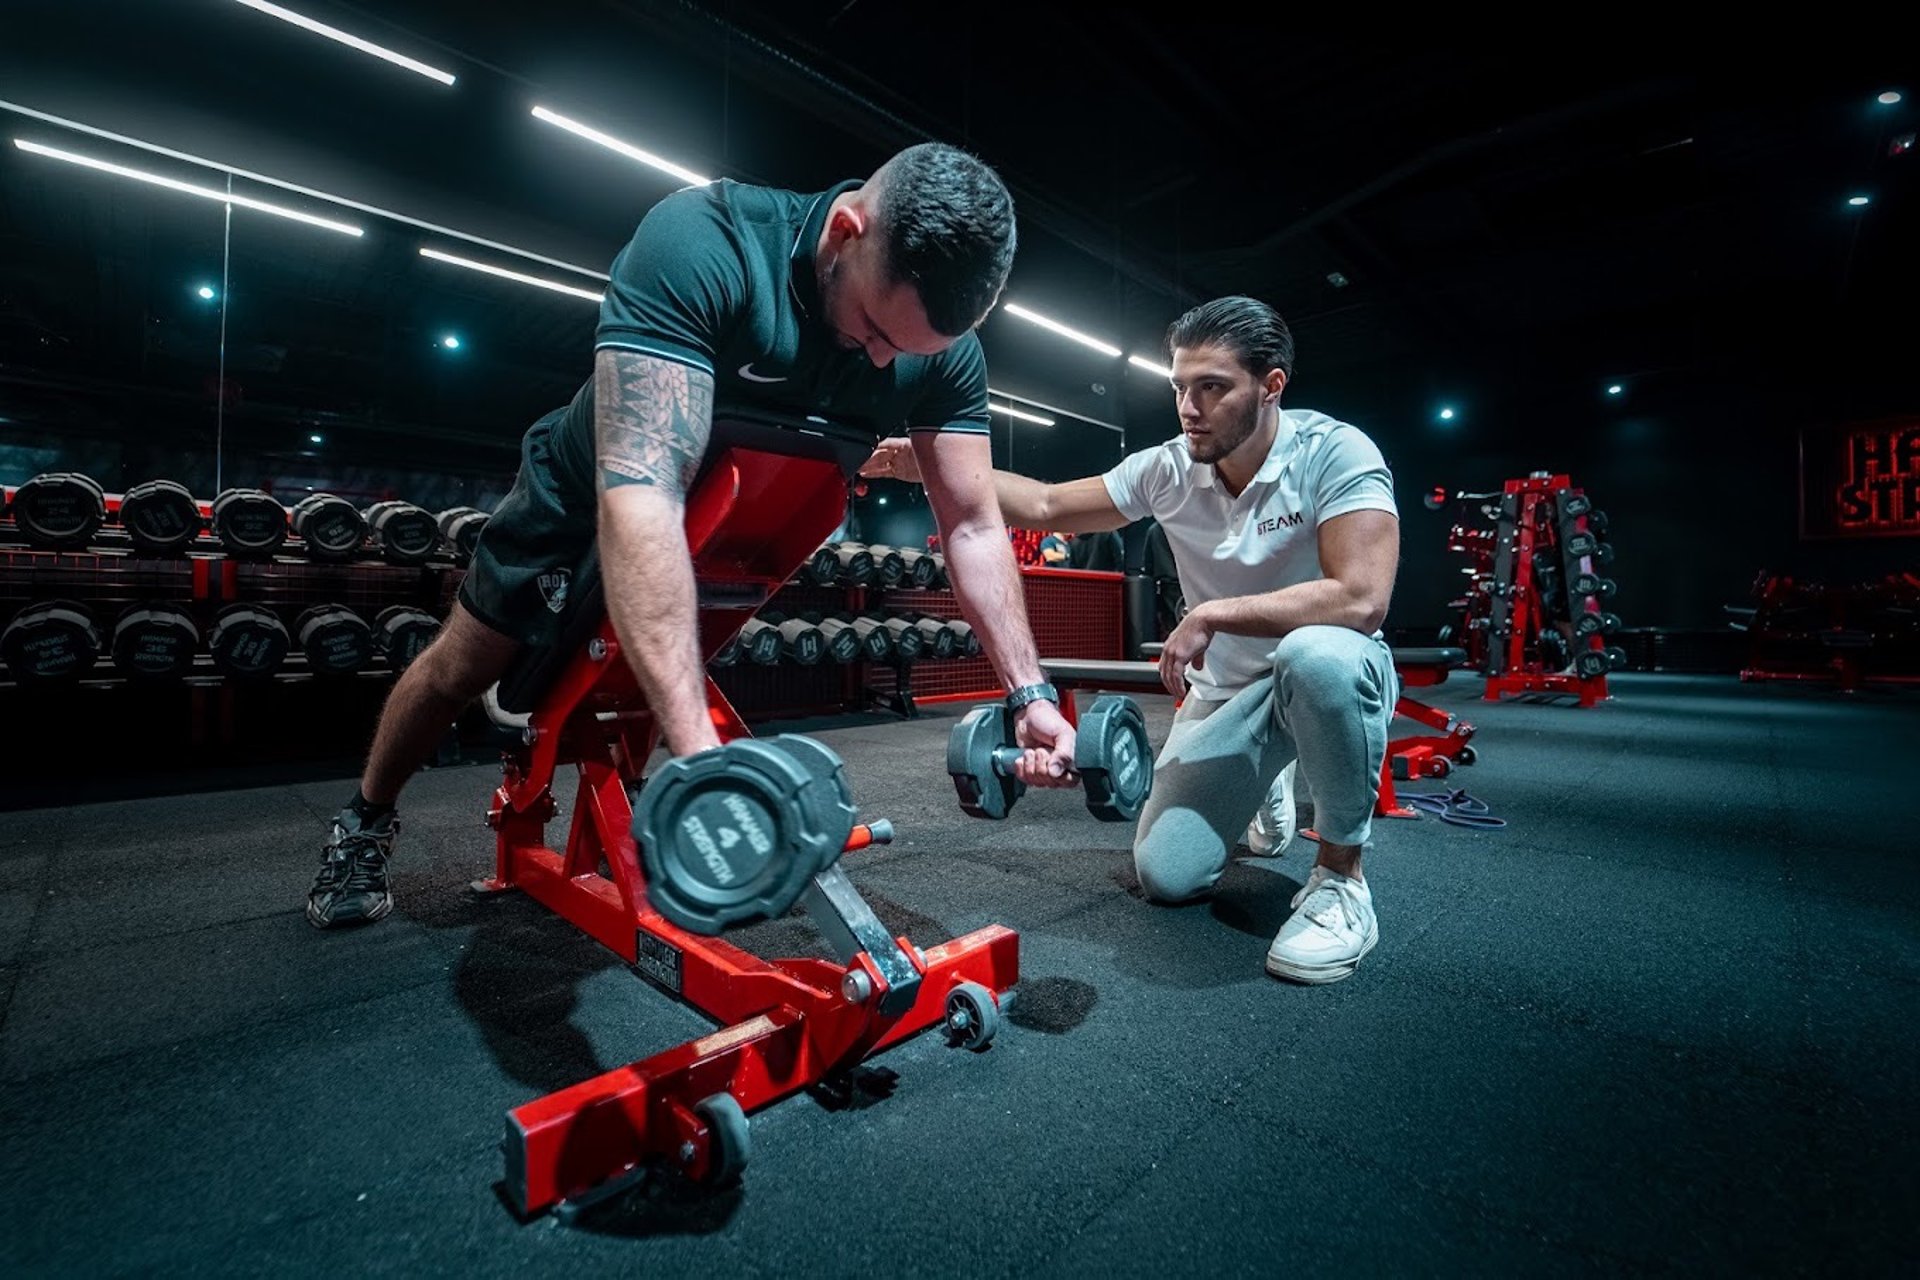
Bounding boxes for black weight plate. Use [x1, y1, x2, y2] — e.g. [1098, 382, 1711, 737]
[1077, 695, 1153, 822]
[374, 605, 440, 671]
[111, 603, 200, 680]
[947, 704, 1023, 819]
[120, 480, 202, 553]
[211, 489, 288, 556]
[11, 473, 106, 548]
[291, 494, 366, 560]
[634, 736, 853, 934]
[208, 603, 290, 678]
[2, 600, 102, 682]
[367, 501, 440, 564]
[296, 604, 373, 675]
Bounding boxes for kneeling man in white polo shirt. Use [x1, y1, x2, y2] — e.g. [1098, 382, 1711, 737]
[861, 295, 1400, 983]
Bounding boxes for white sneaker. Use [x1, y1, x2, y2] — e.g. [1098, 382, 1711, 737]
[1243, 761, 1296, 856]
[1266, 869, 1378, 984]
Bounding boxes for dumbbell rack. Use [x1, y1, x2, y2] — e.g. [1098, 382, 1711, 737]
[865, 567, 1128, 714]
[481, 417, 1017, 1218]
[1481, 473, 1620, 707]
[0, 485, 469, 759]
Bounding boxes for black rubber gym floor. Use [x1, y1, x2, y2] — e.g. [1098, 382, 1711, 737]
[2, 673, 1915, 1275]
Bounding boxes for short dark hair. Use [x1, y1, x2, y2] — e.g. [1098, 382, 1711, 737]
[1167, 296, 1295, 380]
[873, 143, 1016, 336]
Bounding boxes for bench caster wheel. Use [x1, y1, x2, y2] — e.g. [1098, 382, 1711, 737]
[694, 1092, 750, 1187]
[945, 981, 999, 1052]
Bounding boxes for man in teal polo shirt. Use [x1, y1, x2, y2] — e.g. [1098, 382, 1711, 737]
[307, 142, 1078, 929]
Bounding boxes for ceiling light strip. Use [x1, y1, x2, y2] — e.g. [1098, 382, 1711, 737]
[228, 0, 456, 85]
[992, 402, 1056, 426]
[987, 386, 1122, 434]
[419, 247, 605, 302]
[13, 138, 363, 235]
[1002, 302, 1122, 357]
[0, 99, 610, 280]
[531, 106, 711, 186]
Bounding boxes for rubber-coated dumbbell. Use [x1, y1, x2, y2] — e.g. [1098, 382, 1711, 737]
[211, 489, 288, 557]
[8, 473, 106, 549]
[827, 542, 875, 585]
[437, 507, 489, 565]
[820, 615, 886, 662]
[631, 734, 862, 934]
[2, 599, 102, 682]
[907, 614, 957, 659]
[111, 602, 200, 680]
[897, 548, 938, 589]
[364, 500, 440, 566]
[947, 695, 1153, 822]
[831, 612, 895, 660]
[734, 619, 783, 665]
[119, 480, 202, 554]
[374, 605, 440, 671]
[209, 603, 289, 679]
[877, 614, 924, 660]
[290, 494, 367, 561]
[865, 544, 907, 587]
[946, 619, 981, 658]
[295, 604, 373, 675]
[759, 612, 826, 665]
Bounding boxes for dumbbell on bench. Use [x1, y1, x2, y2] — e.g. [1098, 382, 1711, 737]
[632, 734, 880, 934]
[947, 695, 1153, 822]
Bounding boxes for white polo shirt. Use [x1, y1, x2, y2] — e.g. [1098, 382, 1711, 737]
[1102, 408, 1398, 701]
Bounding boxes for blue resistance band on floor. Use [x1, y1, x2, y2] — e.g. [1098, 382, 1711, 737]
[1394, 789, 1508, 829]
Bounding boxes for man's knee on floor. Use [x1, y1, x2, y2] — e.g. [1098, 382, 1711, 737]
[1132, 835, 1220, 904]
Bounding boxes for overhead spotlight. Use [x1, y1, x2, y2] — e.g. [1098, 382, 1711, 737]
[1001, 303, 1122, 358]
[441, 334, 461, 350]
[196, 284, 217, 300]
[1438, 407, 1456, 422]
[1878, 90, 1904, 105]
[309, 433, 324, 444]
[1607, 384, 1624, 396]
[1847, 195, 1871, 207]
[530, 106, 710, 186]
[877, 497, 888, 506]
[14, 139, 363, 236]
[1127, 354, 1172, 379]
[227, 0, 456, 85]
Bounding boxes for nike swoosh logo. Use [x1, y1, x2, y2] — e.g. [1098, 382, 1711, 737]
[737, 363, 786, 383]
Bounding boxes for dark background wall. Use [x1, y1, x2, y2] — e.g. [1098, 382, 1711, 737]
[1, 3, 1912, 633]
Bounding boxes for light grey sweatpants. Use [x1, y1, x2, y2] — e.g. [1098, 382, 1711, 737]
[1134, 625, 1398, 904]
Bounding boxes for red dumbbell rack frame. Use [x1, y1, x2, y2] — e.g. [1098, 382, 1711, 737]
[480, 430, 1017, 1217]
[1482, 474, 1612, 708]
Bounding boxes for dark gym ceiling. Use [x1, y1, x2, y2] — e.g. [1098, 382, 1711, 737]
[0, 2, 1912, 460]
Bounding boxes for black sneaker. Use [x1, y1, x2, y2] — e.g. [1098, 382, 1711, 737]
[307, 807, 398, 929]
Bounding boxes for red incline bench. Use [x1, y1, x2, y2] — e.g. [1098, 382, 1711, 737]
[479, 408, 1017, 1218]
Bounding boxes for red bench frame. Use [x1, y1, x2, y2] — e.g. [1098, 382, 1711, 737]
[480, 430, 1017, 1217]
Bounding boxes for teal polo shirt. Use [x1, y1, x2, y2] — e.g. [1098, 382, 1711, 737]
[550, 178, 992, 489]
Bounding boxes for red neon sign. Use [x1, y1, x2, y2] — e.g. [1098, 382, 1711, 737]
[1835, 425, 1920, 533]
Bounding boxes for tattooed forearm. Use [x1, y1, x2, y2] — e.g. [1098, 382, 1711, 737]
[593, 349, 715, 497]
